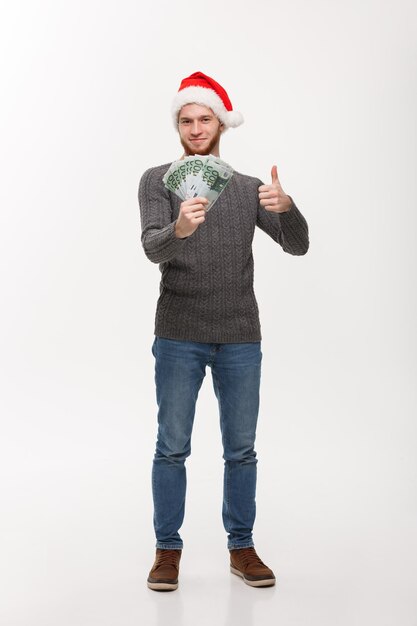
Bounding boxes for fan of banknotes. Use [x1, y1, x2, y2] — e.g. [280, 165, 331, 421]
[162, 154, 234, 211]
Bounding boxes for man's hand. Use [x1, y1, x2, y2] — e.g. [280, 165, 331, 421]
[258, 165, 292, 213]
[175, 196, 209, 238]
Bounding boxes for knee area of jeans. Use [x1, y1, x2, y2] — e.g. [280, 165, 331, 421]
[155, 431, 192, 456]
[223, 453, 258, 465]
[154, 446, 191, 464]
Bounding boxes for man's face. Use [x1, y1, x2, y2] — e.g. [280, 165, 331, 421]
[177, 103, 224, 156]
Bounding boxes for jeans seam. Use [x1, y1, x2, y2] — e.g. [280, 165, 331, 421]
[214, 369, 231, 533]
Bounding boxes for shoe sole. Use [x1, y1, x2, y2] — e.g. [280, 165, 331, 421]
[230, 566, 276, 587]
[147, 580, 178, 591]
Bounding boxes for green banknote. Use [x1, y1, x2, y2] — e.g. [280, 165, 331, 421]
[162, 154, 234, 211]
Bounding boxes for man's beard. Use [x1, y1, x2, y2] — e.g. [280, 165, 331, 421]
[180, 126, 222, 156]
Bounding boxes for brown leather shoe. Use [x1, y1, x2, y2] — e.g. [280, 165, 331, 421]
[230, 547, 276, 587]
[147, 548, 182, 591]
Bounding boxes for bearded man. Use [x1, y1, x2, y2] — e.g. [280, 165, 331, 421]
[138, 71, 309, 591]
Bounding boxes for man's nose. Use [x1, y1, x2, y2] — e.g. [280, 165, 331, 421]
[190, 120, 202, 135]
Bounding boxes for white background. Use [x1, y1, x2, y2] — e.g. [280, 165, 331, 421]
[1, 0, 416, 624]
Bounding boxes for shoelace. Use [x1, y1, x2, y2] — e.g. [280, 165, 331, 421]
[235, 548, 266, 569]
[155, 550, 180, 568]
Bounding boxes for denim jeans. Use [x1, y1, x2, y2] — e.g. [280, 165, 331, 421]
[151, 336, 262, 550]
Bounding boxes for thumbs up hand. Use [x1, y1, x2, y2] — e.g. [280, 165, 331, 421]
[258, 165, 292, 213]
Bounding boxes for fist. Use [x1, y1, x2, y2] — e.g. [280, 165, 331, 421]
[258, 165, 292, 213]
[175, 196, 209, 238]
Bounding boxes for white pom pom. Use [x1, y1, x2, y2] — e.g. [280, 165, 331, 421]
[226, 111, 244, 128]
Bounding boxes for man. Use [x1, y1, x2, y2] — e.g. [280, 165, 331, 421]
[138, 71, 309, 591]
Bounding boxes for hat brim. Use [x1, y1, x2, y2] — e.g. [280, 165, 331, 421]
[171, 86, 244, 131]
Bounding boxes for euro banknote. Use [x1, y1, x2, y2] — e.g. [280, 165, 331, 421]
[162, 154, 234, 211]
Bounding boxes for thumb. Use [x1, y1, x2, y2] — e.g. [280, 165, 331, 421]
[271, 165, 278, 184]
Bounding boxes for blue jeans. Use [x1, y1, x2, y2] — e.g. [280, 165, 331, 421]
[151, 336, 262, 550]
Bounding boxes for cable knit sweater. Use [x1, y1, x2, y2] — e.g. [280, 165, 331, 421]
[138, 162, 309, 343]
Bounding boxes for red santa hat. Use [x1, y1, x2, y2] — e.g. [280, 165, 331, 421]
[171, 71, 244, 131]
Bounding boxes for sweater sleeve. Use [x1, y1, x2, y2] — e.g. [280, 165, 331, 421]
[138, 166, 188, 264]
[256, 183, 309, 255]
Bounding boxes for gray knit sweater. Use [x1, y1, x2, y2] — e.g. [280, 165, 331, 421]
[138, 162, 309, 343]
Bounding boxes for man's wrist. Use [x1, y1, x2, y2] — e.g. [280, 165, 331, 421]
[282, 195, 293, 211]
[174, 222, 187, 239]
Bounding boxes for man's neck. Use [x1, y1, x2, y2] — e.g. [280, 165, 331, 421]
[179, 151, 221, 160]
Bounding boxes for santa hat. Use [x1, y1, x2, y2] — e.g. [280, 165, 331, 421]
[171, 71, 244, 131]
